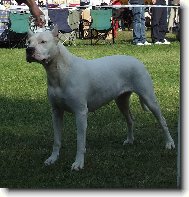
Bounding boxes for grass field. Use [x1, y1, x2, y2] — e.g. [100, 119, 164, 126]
[0, 31, 180, 189]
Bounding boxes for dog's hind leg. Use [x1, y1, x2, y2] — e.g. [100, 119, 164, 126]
[139, 93, 175, 149]
[139, 97, 148, 111]
[44, 107, 64, 165]
[115, 92, 134, 145]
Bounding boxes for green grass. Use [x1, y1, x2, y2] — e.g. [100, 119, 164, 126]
[0, 31, 180, 188]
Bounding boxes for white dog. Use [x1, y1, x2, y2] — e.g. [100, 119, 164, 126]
[26, 26, 175, 171]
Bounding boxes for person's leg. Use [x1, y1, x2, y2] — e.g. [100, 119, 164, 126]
[159, 6, 168, 42]
[168, 7, 175, 31]
[140, 7, 146, 43]
[132, 7, 142, 44]
[151, 7, 162, 43]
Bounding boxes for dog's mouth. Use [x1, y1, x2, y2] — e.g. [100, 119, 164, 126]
[26, 54, 35, 63]
[26, 47, 47, 64]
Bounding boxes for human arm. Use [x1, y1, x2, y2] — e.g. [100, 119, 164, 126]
[16, 0, 45, 27]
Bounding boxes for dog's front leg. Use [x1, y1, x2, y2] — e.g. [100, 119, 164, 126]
[71, 107, 88, 171]
[45, 107, 63, 165]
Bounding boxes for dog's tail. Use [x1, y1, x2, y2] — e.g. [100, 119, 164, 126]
[139, 97, 149, 111]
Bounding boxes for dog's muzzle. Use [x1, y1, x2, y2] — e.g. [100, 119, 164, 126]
[26, 47, 35, 63]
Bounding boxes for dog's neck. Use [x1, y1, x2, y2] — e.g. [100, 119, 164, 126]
[43, 43, 75, 88]
[45, 60, 60, 87]
[43, 42, 74, 67]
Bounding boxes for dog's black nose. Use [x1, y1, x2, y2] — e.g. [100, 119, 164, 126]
[26, 47, 35, 54]
[26, 47, 35, 63]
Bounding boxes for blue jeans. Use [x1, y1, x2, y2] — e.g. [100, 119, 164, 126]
[132, 7, 146, 44]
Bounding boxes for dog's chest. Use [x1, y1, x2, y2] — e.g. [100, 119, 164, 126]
[48, 86, 72, 111]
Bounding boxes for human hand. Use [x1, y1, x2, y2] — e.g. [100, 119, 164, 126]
[26, 0, 46, 27]
[30, 3, 46, 27]
[34, 14, 46, 28]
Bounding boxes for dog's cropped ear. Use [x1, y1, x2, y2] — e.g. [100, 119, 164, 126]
[27, 30, 34, 38]
[52, 25, 59, 38]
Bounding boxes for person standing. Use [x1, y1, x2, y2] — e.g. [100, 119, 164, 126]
[111, 0, 122, 38]
[151, 0, 170, 44]
[168, 0, 180, 32]
[129, 0, 151, 45]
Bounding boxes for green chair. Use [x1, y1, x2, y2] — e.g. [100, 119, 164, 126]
[8, 12, 31, 48]
[90, 9, 114, 45]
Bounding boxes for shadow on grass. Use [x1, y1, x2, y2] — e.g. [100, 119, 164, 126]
[0, 96, 178, 189]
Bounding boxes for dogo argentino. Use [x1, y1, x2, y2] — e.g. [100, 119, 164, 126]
[26, 26, 175, 171]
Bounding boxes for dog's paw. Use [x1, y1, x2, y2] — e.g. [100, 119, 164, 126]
[165, 140, 175, 149]
[123, 138, 134, 145]
[71, 159, 84, 171]
[44, 154, 59, 166]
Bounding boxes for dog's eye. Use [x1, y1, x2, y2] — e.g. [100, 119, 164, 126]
[41, 40, 47, 44]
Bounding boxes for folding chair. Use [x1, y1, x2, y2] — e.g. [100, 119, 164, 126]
[0, 10, 9, 34]
[90, 9, 115, 45]
[68, 9, 81, 30]
[48, 8, 77, 46]
[8, 11, 31, 48]
[0, 10, 9, 46]
[68, 9, 81, 42]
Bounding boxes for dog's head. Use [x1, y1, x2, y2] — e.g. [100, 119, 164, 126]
[26, 26, 59, 64]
